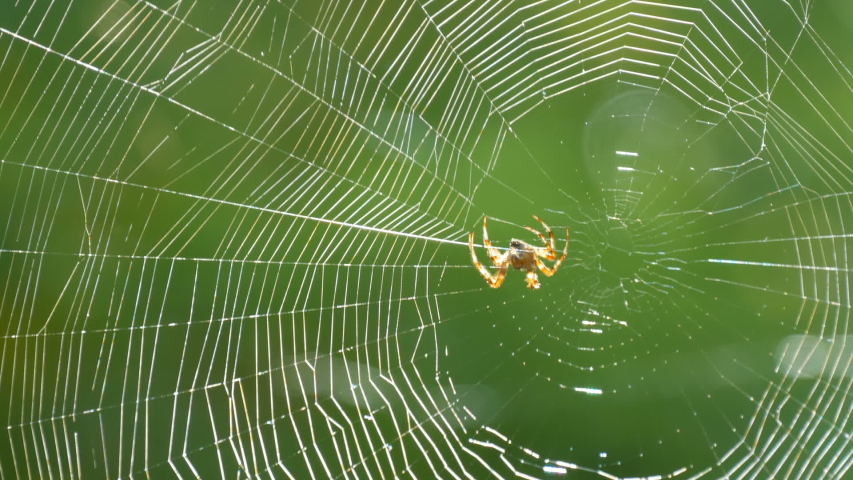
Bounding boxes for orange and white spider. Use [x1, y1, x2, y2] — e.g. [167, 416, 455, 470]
[468, 215, 569, 289]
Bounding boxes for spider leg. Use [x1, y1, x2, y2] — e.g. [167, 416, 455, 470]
[531, 215, 558, 260]
[489, 265, 508, 288]
[469, 231, 509, 288]
[534, 228, 569, 276]
[482, 217, 503, 264]
[523, 225, 556, 260]
[525, 269, 541, 289]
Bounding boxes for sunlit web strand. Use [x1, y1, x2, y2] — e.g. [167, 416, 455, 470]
[0, 27, 485, 208]
[0, 159, 469, 247]
[63, 0, 536, 203]
[0, 248, 474, 268]
[706, 258, 853, 272]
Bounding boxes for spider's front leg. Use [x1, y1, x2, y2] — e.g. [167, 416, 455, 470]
[534, 235, 567, 277]
[524, 215, 558, 260]
[469, 231, 508, 288]
[482, 217, 503, 264]
[534, 226, 568, 277]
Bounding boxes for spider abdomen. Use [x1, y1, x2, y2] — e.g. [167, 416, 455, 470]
[508, 239, 537, 270]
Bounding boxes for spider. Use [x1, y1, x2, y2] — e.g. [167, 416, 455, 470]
[468, 215, 569, 289]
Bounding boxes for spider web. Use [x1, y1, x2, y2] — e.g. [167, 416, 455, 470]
[2, 0, 853, 478]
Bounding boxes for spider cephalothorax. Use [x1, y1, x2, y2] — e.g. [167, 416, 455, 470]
[468, 216, 569, 289]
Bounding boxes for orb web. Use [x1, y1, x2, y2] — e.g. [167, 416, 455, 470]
[1, 0, 853, 479]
